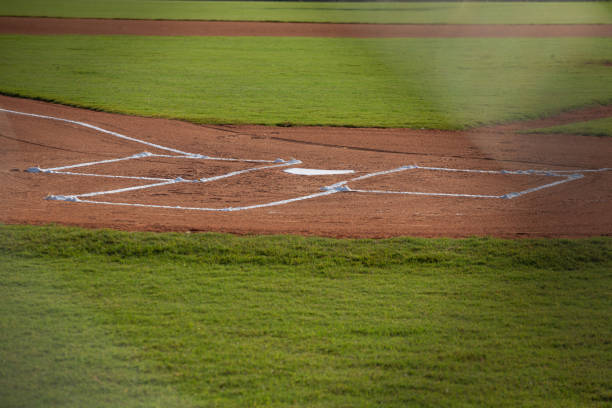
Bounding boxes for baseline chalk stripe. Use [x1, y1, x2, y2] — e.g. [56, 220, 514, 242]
[4, 107, 610, 212]
[0, 108, 288, 163]
[0, 108, 191, 156]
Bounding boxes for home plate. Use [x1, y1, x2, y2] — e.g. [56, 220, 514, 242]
[284, 168, 355, 176]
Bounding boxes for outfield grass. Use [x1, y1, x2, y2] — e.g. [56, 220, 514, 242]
[1, 224, 611, 407]
[0, 35, 610, 129]
[0, 1, 611, 24]
[525, 117, 612, 138]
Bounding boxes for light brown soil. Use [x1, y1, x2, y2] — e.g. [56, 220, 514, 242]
[1, 17, 611, 38]
[349, 169, 554, 197]
[1, 95, 610, 238]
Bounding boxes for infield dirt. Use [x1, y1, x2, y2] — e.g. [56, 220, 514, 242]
[1, 95, 610, 238]
[1, 17, 612, 38]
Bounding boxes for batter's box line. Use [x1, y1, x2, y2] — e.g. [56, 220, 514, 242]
[46, 163, 606, 213]
[45, 158, 302, 203]
[327, 165, 594, 200]
[71, 190, 339, 213]
[27, 151, 299, 183]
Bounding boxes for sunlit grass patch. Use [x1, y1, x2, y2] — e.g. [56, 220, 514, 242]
[1, 35, 611, 129]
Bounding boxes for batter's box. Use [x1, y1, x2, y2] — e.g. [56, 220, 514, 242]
[45, 154, 270, 181]
[337, 165, 584, 199]
[69, 167, 352, 211]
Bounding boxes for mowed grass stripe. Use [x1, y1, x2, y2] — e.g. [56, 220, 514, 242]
[0, 35, 611, 129]
[1, 225, 611, 407]
[0, 1, 611, 24]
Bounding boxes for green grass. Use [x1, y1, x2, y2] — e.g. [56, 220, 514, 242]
[1, 35, 611, 129]
[0, 258, 197, 408]
[0, 1, 611, 24]
[1, 224, 611, 407]
[525, 116, 612, 137]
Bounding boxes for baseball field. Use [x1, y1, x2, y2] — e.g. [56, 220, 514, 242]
[1, 2, 611, 407]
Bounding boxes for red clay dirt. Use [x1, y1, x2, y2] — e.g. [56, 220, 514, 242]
[1, 95, 610, 238]
[1, 17, 611, 38]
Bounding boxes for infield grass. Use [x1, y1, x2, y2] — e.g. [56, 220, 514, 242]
[1, 224, 611, 407]
[0, 1, 611, 24]
[0, 35, 611, 129]
[525, 117, 612, 138]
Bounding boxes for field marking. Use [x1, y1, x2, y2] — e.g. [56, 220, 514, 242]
[343, 165, 588, 199]
[2, 107, 610, 212]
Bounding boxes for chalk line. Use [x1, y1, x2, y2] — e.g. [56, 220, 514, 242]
[4, 107, 609, 211]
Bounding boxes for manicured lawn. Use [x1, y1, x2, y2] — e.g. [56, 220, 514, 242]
[0, 35, 610, 129]
[1, 224, 611, 407]
[525, 116, 612, 137]
[0, 257, 196, 408]
[0, 1, 611, 24]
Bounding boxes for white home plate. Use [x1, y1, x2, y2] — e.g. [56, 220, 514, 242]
[284, 168, 355, 176]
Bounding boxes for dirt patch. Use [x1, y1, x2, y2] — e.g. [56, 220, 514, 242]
[1, 95, 611, 238]
[348, 169, 555, 197]
[483, 105, 612, 133]
[80, 158, 260, 181]
[586, 59, 612, 67]
[1, 17, 611, 38]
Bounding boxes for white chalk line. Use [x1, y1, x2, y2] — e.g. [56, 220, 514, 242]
[62, 160, 605, 210]
[197, 160, 300, 183]
[3, 107, 610, 211]
[347, 189, 502, 199]
[46, 171, 172, 182]
[1, 108, 286, 164]
[504, 174, 584, 199]
[51, 160, 302, 201]
[76, 190, 339, 212]
[340, 165, 599, 200]
[47, 160, 299, 187]
[0, 108, 191, 156]
[77, 179, 183, 198]
[40, 152, 157, 172]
